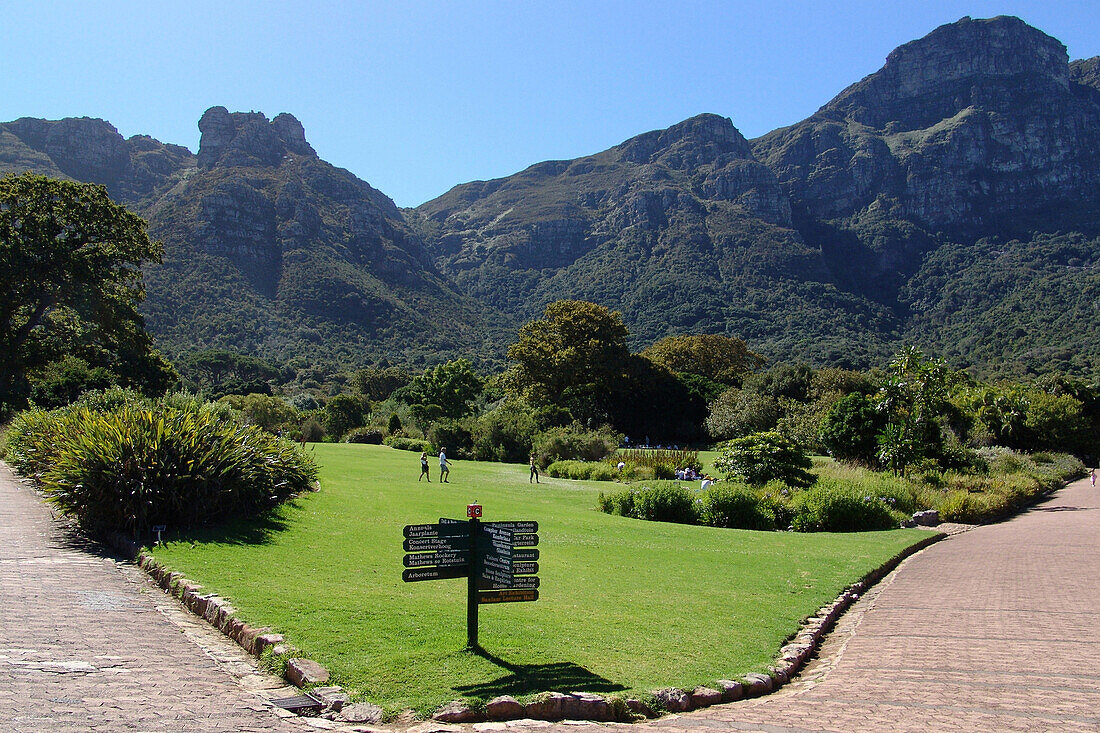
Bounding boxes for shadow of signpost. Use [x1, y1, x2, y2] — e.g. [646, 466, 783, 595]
[454, 647, 626, 698]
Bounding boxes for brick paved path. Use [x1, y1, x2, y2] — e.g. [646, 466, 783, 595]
[0, 462, 311, 733]
[511, 473, 1100, 733]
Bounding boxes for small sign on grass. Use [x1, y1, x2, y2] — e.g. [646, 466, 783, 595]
[402, 505, 540, 647]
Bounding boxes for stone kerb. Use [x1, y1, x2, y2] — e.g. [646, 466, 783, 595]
[135, 550, 326, 689]
[129, 531, 946, 725]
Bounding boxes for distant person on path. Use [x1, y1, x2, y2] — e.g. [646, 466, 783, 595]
[439, 448, 450, 482]
[419, 452, 431, 482]
[1092, 468, 1096, 487]
[529, 455, 540, 483]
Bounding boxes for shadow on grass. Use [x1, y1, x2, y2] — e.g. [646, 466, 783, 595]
[164, 499, 303, 547]
[455, 646, 626, 697]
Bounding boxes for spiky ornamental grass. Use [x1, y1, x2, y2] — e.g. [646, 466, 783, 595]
[5, 398, 316, 536]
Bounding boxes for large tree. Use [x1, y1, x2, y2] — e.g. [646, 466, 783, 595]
[401, 358, 483, 421]
[0, 173, 173, 409]
[641, 334, 765, 386]
[506, 300, 630, 425]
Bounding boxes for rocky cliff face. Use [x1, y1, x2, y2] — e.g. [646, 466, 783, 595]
[414, 113, 793, 288]
[0, 108, 496, 365]
[752, 16, 1100, 296]
[0, 116, 193, 202]
[140, 107, 490, 356]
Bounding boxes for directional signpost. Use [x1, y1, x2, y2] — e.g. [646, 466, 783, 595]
[402, 505, 540, 648]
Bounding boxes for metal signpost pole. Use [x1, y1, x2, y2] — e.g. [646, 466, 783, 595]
[466, 504, 482, 649]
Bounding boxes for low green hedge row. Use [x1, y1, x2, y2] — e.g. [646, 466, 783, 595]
[546, 459, 662, 482]
[598, 481, 904, 532]
[595, 448, 1085, 531]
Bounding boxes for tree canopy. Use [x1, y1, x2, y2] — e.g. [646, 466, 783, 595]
[0, 173, 172, 409]
[506, 300, 630, 424]
[641, 334, 765, 385]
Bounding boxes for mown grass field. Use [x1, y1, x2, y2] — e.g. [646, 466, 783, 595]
[151, 443, 935, 715]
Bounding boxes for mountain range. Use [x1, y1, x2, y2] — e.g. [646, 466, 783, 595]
[3, 15, 1098, 380]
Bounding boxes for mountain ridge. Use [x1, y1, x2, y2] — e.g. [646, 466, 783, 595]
[3, 14, 1098, 379]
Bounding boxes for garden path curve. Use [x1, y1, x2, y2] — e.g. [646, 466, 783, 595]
[0, 461, 312, 733]
[509, 473, 1100, 733]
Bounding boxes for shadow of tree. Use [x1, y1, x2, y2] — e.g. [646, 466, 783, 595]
[166, 506, 297, 546]
[454, 647, 626, 698]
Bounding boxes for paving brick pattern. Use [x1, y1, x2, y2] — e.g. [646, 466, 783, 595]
[501, 474, 1100, 733]
[0, 463, 310, 733]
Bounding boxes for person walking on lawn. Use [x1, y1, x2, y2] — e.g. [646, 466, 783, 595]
[439, 447, 451, 482]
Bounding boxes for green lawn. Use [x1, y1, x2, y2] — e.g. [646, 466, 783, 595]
[151, 443, 934, 714]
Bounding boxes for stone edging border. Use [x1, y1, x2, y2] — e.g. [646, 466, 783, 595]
[105, 529, 947, 725]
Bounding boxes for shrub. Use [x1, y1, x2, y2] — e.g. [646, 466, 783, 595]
[470, 406, 537, 463]
[547, 460, 609, 481]
[697, 484, 776, 530]
[631, 482, 698, 524]
[757, 490, 794, 530]
[597, 487, 637, 516]
[789, 483, 901, 532]
[596, 482, 698, 524]
[532, 423, 620, 468]
[714, 431, 815, 487]
[344, 427, 384, 444]
[428, 419, 474, 459]
[385, 436, 431, 452]
[27, 356, 119, 409]
[818, 393, 883, 464]
[704, 388, 780, 441]
[4, 400, 317, 536]
[299, 418, 325, 443]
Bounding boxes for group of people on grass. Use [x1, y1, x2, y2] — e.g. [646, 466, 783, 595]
[418, 449, 450, 482]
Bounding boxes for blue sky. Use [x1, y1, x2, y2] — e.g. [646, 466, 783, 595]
[2, 1, 1096, 207]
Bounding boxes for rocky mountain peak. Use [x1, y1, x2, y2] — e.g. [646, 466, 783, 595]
[197, 106, 316, 169]
[824, 16, 1070, 129]
[1070, 57, 1100, 91]
[615, 113, 753, 168]
[4, 116, 130, 186]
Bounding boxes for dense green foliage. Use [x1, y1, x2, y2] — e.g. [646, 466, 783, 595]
[506, 300, 631, 425]
[531, 423, 621, 468]
[714, 432, 815, 487]
[4, 391, 317, 535]
[819, 393, 884, 464]
[399, 358, 483, 421]
[597, 448, 1083, 532]
[0, 173, 174, 413]
[640, 334, 765, 385]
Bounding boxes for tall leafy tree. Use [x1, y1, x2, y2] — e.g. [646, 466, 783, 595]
[0, 173, 172, 409]
[506, 300, 630, 425]
[641, 334, 765, 386]
[402, 358, 483, 420]
[876, 346, 954, 474]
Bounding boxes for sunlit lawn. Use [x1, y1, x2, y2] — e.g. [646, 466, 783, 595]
[151, 443, 935, 714]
